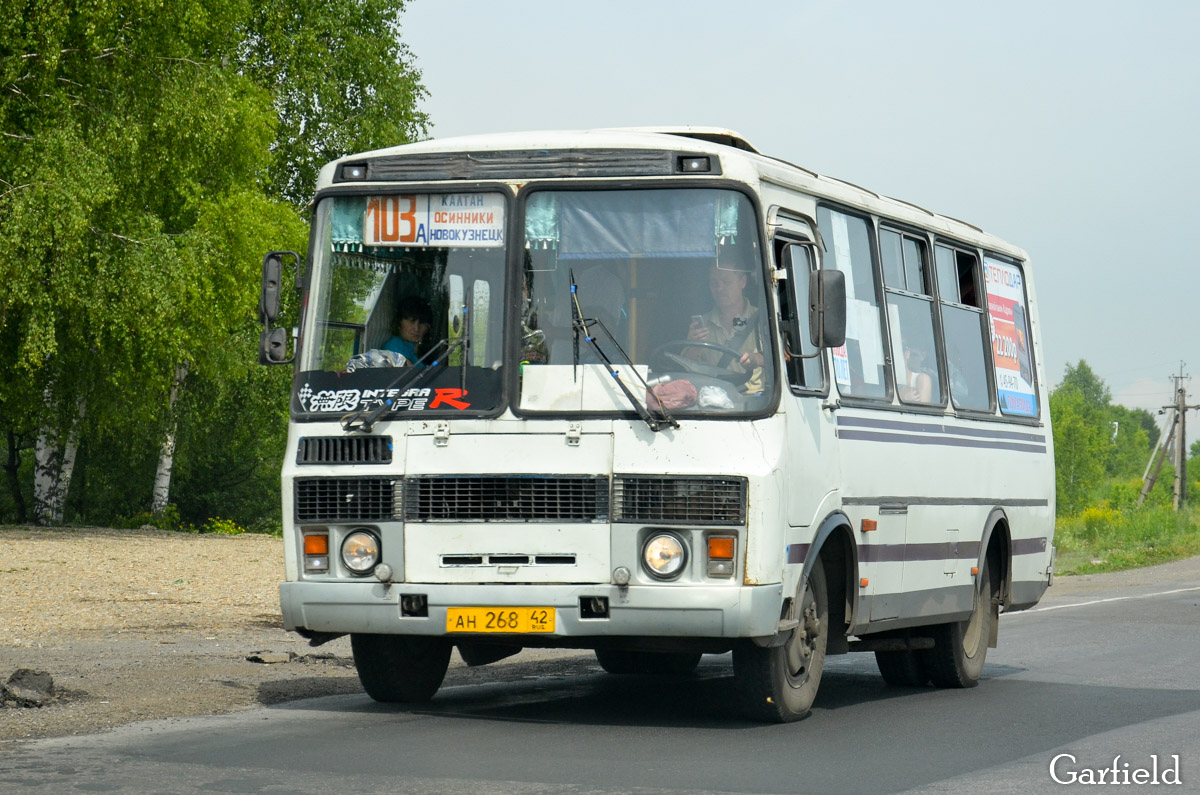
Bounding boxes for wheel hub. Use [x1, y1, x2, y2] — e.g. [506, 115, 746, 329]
[784, 595, 821, 682]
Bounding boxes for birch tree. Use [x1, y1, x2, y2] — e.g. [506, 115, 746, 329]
[1, 0, 426, 526]
[0, 1, 298, 523]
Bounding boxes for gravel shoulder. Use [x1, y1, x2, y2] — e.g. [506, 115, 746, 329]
[0, 526, 363, 744]
[3, 525, 1198, 745]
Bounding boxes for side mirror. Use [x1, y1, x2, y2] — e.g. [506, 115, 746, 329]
[258, 327, 289, 364]
[258, 251, 295, 324]
[809, 269, 846, 348]
[258, 250, 299, 365]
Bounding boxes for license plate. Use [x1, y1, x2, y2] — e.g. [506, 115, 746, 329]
[445, 607, 556, 634]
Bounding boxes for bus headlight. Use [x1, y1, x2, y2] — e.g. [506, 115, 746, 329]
[341, 530, 380, 575]
[642, 533, 687, 579]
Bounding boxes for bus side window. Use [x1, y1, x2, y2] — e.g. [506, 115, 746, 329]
[775, 242, 823, 391]
[935, 244, 991, 412]
[881, 229, 942, 406]
[983, 256, 1038, 418]
[816, 207, 887, 399]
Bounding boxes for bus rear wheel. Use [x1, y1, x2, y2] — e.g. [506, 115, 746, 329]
[733, 558, 828, 722]
[921, 562, 996, 688]
[350, 633, 452, 703]
[594, 649, 702, 675]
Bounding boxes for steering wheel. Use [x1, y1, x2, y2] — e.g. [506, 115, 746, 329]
[649, 339, 752, 387]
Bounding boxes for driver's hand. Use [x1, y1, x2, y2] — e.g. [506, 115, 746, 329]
[740, 351, 764, 368]
[687, 323, 709, 342]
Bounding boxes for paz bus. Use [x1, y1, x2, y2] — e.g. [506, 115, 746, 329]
[257, 126, 1055, 722]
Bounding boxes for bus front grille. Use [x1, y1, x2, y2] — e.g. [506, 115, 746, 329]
[613, 476, 747, 526]
[403, 476, 610, 523]
[294, 478, 398, 522]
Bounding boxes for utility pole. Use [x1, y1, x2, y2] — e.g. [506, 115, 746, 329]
[1141, 364, 1200, 509]
[1169, 365, 1199, 509]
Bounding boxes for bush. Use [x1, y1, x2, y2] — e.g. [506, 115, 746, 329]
[115, 505, 183, 531]
[200, 517, 246, 535]
[1055, 504, 1200, 574]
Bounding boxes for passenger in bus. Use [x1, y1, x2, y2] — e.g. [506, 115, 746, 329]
[383, 296, 432, 365]
[685, 265, 766, 394]
[898, 343, 934, 402]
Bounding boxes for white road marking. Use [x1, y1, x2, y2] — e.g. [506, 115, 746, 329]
[1006, 585, 1200, 616]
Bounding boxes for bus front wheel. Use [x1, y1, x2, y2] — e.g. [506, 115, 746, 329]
[733, 558, 828, 722]
[350, 633, 452, 703]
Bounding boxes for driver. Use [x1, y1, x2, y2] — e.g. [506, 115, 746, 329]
[383, 296, 433, 365]
[685, 265, 766, 394]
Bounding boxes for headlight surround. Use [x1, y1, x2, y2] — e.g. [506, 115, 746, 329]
[642, 532, 687, 580]
[341, 529, 381, 575]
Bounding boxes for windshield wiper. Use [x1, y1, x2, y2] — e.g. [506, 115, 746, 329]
[340, 336, 463, 433]
[569, 269, 678, 432]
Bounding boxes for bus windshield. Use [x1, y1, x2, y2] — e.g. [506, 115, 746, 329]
[518, 188, 774, 416]
[296, 191, 508, 419]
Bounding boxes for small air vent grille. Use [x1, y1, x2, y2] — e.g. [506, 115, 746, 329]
[294, 478, 396, 522]
[613, 476, 747, 525]
[404, 476, 610, 522]
[296, 436, 392, 465]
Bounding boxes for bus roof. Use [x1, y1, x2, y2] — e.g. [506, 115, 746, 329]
[319, 128, 1027, 261]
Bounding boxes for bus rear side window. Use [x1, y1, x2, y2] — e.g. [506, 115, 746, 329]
[984, 257, 1038, 418]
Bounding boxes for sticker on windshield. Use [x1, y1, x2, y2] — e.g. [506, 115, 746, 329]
[361, 194, 505, 248]
[296, 384, 472, 413]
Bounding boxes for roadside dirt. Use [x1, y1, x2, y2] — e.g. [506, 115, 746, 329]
[0, 526, 361, 743]
[3, 525, 1197, 745]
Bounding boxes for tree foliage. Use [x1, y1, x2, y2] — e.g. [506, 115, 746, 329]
[1050, 384, 1108, 514]
[0, 1, 426, 527]
[238, 0, 429, 205]
[1050, 359, 1159, 514]
[1058, 360, 1111, 410]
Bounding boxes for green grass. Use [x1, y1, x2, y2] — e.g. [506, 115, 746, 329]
[1053, 504, 1200, 575]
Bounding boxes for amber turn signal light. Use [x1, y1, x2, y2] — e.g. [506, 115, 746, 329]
[707, 537, 735, 560]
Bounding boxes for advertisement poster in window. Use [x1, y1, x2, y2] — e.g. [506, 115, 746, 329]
[984, 258, 1036, 416]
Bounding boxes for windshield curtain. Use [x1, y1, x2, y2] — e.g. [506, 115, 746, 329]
[295, 192, 508, 419]
[518, 188, 774, 417]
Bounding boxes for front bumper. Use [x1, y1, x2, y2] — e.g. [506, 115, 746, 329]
[280, 580, 784, 642]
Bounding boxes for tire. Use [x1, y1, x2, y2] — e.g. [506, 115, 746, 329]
[921, 562, 997, 688]
[733, 558, 828, 722]
[594, 649, 702, 676]
[350, 633, 452, 703]
[875, 649, 929, 687]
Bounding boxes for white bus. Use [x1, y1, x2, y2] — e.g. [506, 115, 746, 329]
[258, 127, 1055, 722]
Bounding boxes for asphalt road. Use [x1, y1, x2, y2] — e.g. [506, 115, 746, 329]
[3, 567, 1198, 794]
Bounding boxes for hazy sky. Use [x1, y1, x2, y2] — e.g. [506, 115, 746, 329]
[402, 0, 1199, 412]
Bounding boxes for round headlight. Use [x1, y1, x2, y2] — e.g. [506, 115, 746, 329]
[341, 530, 380, 574]
[642, 533, 687, 579]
